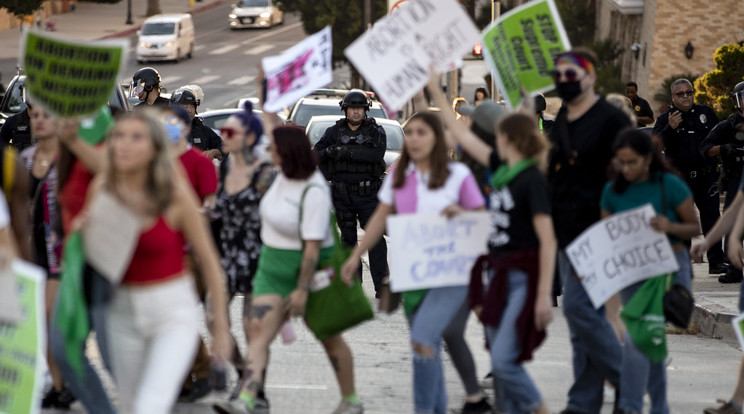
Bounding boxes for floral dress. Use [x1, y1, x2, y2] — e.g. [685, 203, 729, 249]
[215, 161, 276, 296]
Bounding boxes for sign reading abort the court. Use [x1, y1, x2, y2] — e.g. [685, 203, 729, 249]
[20, 29, 128, 117]
[566, 204, 679, 309]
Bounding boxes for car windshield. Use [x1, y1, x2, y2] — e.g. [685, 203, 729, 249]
[2, 81, 24, 113]
[240, 0, 269, 6]
[201, 113, 233, 131]
[141, 22, 175, 35]
[309, 119, 403, 151]
[295, 105, 386, 127]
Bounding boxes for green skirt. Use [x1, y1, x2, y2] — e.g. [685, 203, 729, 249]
[253, 245, 334, 298]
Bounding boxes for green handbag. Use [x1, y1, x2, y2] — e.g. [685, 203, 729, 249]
[299, 184, 374, 340]
[620, 274, 669, 363]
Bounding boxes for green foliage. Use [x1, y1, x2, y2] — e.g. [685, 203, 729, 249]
[694, 43, 744, 119]
[587, 38, 624, 96]
[653, 73, 698, 111]
[280, 0, 387, 69]
[474, 2, 511, 30]
[0, 0, 45, 17]
[555, 0, 596, 47]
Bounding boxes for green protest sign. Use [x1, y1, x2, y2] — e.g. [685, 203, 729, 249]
[481, 0, 570, 109]
[79, 105, 115, 145]
[20, 29, 128, 117]
[0, 261, 46, 414]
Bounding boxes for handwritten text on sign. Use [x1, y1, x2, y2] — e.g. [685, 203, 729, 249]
[481, 0, 570, 109]
[387, 212, 490, 292]
[261, 26, 332, 113]
[345, 0, 480, 111]
[566, 204, 679, 309]
[20, 29, 127, 117]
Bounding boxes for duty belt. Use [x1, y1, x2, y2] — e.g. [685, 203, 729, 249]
[332, 180, 381, 194]
[686, 166, 717, 179]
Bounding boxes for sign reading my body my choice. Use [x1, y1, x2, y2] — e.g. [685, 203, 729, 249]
[20, 29, 128, 117]
[481, 0, 570, 109]
[387, 212, 490, 292]
[566, 204, 680, 309]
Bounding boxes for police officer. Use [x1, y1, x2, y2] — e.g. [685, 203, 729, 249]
[130, 67, 170, 108]
[653, 78, 727, 275]
[0, 101, 32, 151]
[700, 81, 744, 283]
[315, 90, 389, 296]
[625, 81, 655, 127]
[171, 85, 223, 160]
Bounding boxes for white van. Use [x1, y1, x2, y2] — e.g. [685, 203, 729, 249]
[136, 14, 195, 64]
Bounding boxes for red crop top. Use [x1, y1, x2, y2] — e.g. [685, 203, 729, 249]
[122, 216, 186, 284]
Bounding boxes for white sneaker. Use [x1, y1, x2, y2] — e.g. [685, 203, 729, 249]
[332, 399, 363, 414]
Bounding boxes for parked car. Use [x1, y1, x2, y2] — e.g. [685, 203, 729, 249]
[229, 0, 284, 30]
[136, 13, 195, 63]
[287, 89, 388, 128]
[305, 115, 403, 167]
[0, 74, 130, 129]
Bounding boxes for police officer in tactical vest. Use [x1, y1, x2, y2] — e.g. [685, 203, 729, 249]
[0, 101, 32, 151]
[315, 90, 389, 296]
[700, 81, 744, 283]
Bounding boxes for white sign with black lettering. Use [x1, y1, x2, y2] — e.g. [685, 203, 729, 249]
[566, 203, 679, 309]
[344, 0, 480, 110]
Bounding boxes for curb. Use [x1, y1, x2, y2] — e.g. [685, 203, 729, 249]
[99, 0, 224, 40]
[691, 294, 739, 348]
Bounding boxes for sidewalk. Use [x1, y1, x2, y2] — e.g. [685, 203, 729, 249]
[0, 0, 224, 59]
[690, 257, 742, 348]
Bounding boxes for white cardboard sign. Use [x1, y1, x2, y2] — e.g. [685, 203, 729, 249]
[566, 204, 680, 309]
[344, 0, 480, 110]
[387, 212, 490, 292]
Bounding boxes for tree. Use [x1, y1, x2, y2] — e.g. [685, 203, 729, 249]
[280, 0, 387, 88]
[588, 38, 624, 96]
[0, 0, 45, 17]
[555, 0, 596, 47]
[694, 43, 744, 120]
[146, 0, 161, 16]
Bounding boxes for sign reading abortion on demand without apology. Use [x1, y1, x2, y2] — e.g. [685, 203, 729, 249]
[262, 26, 333, 113]
[345, 0, 480, 110]
[480, 0, 570, 109]
[387, 212, 490, 292]
[20, 29, 127, 117]
[566, 204, 680, 309]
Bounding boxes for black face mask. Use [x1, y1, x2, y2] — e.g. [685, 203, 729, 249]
[555, 80, 583, 102]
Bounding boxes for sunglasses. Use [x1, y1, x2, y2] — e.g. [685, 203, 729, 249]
[551, 68, 584, 83]
[673, 90, 694, 98]
[219, 127, 241, 139]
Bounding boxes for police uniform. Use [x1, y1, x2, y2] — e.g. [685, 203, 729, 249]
[189, 116, 223, 156]
[654, 103, 723, 266]
[701, 112, 744, 206]
[0, 109, 32, 151]
[315, 117, 389, 293]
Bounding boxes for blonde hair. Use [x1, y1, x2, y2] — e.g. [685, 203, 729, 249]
[606, 93, 637, 125]
[105, 109, 176, 214]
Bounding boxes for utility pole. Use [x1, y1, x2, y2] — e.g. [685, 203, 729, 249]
[491, 0, 500, 100]
[126, 0, 133, 25]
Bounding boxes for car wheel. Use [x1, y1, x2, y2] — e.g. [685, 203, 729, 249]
[279, 13, 284, 25]
[174, 49, 181, 64]
[187, 43, 193, 59]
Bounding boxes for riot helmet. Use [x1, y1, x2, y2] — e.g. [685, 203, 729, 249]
[339, 89, 371, 111]
[731, 81, 744, 112]
[129, 67, 161, 100]
[171, 88, 199, 107]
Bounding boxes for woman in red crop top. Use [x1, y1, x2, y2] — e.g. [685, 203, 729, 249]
[83, 109, 231, 414]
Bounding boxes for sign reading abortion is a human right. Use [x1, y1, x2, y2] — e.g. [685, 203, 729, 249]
[566, 204, 679, 309]
[387, 212, 490, 292]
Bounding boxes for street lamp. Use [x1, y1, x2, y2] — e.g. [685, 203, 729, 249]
[126, 0, 133, 25]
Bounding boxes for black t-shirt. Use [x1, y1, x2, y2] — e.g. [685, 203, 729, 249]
[486, 157, 551, 257]
[631, 96, 654, 127]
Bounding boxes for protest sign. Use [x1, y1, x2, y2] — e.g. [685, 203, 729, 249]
[20, 29, 128, 117]
[480, 0, 570, 109]
[262, 26, 333, 113]
[387, 212, 490, 292]
[345, 0, 481, 110]
[0, 260, 45, 414]
[566, 204, 680, 309]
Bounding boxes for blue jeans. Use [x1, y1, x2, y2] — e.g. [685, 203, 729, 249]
[618, 250, 692, 414]
[50, 268, 117, 414]
[486, 269, 542, 414]
[408, 285, 468, 414]
[559, 251, 622, 414]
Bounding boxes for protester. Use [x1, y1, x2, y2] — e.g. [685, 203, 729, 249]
[601, 128, 699, 414]
[214, 109, 363, 414]
[452, 97, 470, 126]
[625, 81, 655, 127]
[341, 109, 486, 414]
[84, 109, 231, 414]
[534, 94, 554, 137]
[547, 48, 631, 414]
[653, 79, 726, 278]
[0, 141, 30, 260]
[474, 87, 489, 106]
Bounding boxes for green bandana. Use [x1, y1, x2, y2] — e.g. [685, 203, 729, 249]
[490, 158, 536, 190]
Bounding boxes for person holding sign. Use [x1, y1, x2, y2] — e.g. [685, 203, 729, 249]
[428, 74, 556, 414]
[83, 109, 231, 414]
[600, 129, 699, 414]
[341, 110, 487, 414]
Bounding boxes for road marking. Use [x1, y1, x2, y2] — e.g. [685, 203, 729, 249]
[209, 44, 241, 55]
[161, 75, 183, 85]
[228, 75, 256, 86]
[237, 21, 302, 45]
[194, 45, 206, 52]
[190, 75, 221, 85]
[243, 44, 274, 55]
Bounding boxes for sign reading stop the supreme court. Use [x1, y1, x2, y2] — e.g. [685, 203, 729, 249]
[566, 204, 679, 309]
